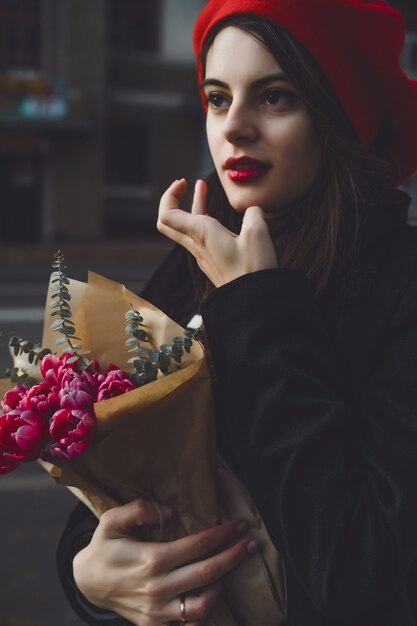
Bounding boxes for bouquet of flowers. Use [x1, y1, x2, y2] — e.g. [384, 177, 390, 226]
[0, 252, 287, 626]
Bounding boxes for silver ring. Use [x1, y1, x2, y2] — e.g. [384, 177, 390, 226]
[180, 596, 186, 623]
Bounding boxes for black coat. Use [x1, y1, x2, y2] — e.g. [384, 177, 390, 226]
[57, 189, 417, 626]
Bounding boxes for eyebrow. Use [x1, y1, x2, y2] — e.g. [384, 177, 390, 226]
[200, 72, 291, 90]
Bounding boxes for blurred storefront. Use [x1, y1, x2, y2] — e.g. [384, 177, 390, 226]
[0, 0, 207, 245]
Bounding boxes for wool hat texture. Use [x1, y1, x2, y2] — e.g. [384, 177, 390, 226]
[193, 0, 417, 186]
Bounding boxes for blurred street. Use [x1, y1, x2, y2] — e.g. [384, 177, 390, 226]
[0, 256, 165, 626]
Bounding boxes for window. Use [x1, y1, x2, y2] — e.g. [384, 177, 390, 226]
[0, 0, 41, 69]
[107, 0, 160, 53]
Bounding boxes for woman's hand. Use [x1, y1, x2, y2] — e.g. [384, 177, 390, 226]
[157, 179, 278, 288]
[73, 499, 259, 626]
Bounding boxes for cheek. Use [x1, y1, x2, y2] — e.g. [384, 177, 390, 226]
[269, 119, 321, 176]
[206, 119, 219, 163]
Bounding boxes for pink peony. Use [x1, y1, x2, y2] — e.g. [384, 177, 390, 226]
[0, 405, 50, 469]
[1, 386, 27, 413]
[59, 369, 99, 413]
[97, 367, 135, 402]
[40, 353, 80, 388]
[46, 408, 96, 459]
[21, 382, 60, 419]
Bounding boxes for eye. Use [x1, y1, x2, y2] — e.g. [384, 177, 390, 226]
[262, 89, 297, 109]
[206, 92, 230, 110]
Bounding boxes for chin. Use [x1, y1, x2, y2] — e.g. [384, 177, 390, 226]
[226, 190, 271, 213]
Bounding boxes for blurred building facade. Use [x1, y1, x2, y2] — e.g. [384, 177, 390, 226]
[0, 0, 206, 244]
[0, 0, 416, 245]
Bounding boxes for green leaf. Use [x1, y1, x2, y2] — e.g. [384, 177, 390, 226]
[148, 349, 159, 362]
[173, 336, 184, 344]
[51, 319, 64, 330]
[125, 337, 138, 347]
[55, 337, 67, 345]
[144, 361, 157, 379]
[38, 348, 52, 358]
[160, 344, 173, 354]
[60, 327, 76, 336]
[59, 309, 72, 318]
[66, 356, 79, 364]
[184, 338, 193, 353]
[62, 319, 76, 327]
[134, 359, 144, 372]
[125, 311, 135, 320]
[128, 356, 142, 364]
[50, 299, 70, 308]
[60, 292, 71, 301]
[158, 353, 170, 373]
[130, 372, 144, 388]
[132, 329, 148, 341]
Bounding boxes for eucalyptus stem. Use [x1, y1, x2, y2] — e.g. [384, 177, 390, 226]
[124, 305, 199, 388]
[49, 250, 90, 367]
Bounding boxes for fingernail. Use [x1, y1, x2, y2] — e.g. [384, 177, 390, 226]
[236, 520, 249, 535]
[246, 539, 260, 554]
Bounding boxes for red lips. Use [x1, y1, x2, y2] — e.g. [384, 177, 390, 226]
[224, 156, 271, 182]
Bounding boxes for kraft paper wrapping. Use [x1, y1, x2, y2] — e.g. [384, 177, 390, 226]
[3, 271, 287, 625]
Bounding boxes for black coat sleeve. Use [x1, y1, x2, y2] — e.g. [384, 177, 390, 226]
[56, 245, 196, 625]
[200, 265, 417, 619]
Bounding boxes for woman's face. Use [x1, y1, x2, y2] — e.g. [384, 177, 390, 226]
[203, 26, 321, 217]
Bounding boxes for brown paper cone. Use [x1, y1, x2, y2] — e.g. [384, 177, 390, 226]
[2, 270, 287, 625]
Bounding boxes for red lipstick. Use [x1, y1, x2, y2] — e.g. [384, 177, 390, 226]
[224, 156, 271, 182]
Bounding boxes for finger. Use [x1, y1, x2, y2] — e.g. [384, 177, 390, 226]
[165, 582, 222, 624]
[240, 205, 268, 233]
[191, 179, 208, 216]
[98, 499, 171, 540]
[165, 535, 260, 596]
[157, 179, 199, 249]
[157, 519, 247, 570]
[158, 178, 190, 228]
[157, 215, 195, 250]
[159, 178, 188, 215]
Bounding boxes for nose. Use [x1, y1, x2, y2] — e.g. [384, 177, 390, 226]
[222, 100, 259, 144]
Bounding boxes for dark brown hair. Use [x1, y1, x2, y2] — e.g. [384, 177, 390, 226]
[190, 14, 391, 305]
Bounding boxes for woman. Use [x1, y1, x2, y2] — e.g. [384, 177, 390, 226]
[57, 1, 417, 624]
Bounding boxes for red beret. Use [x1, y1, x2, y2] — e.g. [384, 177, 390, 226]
[193, 0, 417, 186]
